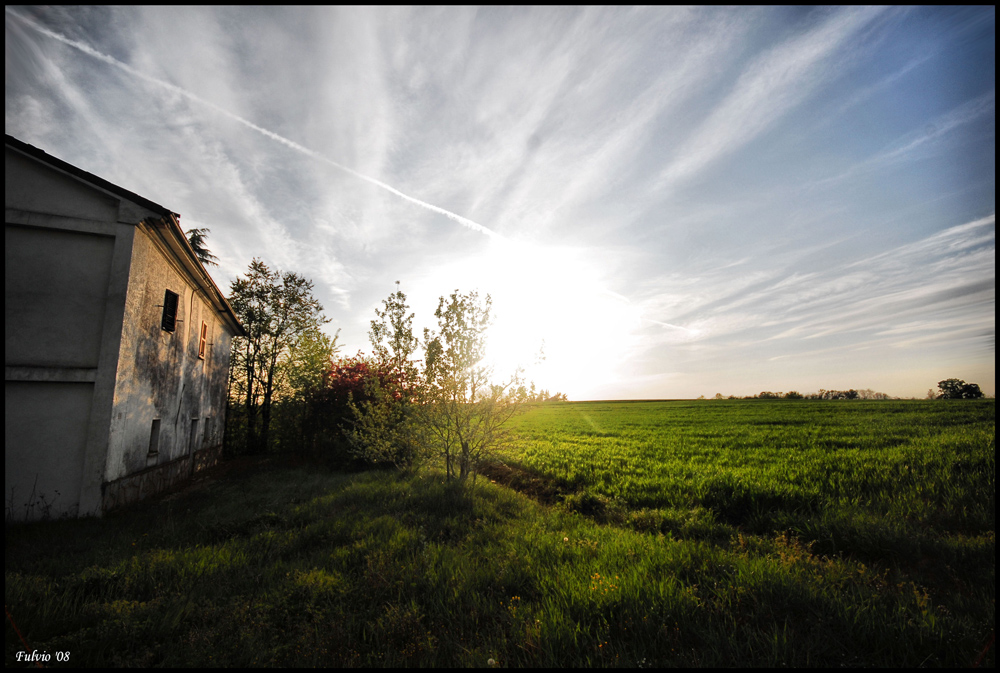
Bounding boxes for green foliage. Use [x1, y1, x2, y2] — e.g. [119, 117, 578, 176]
[937, 378, 984, 399]
[346, 283, 426, 471]
[338, 286, 530, 483]
[185, 227, 219, 267]
[301, 355, 388, 468]
[227, 259, 333, 455]
[421, 290, 528, 482]
[346, 370, 427, 471]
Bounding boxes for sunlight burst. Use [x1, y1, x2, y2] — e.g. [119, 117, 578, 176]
[418, 237, 643, 398]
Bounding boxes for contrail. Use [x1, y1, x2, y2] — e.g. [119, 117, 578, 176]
[5, 7, 500, 239]
[9, 8, 709, 342]
[646, 318, 699, 333]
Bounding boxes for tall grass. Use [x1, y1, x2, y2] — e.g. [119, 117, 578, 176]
[5, 401, 994, 667]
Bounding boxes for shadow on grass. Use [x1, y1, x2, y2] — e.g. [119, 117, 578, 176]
[5, 461, 995, 668]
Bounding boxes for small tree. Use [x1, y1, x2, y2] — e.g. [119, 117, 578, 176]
[937, 378, 984, 399]
[304, 354, 385, 467]
[421, 290, 527, 483]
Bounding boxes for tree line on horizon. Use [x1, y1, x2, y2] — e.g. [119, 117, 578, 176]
[705, 379, 987, 401]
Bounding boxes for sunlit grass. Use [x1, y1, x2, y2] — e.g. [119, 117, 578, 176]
[5, 400, 994, 667]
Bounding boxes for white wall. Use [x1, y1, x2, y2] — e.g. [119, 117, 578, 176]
[106, 224, 234, 482]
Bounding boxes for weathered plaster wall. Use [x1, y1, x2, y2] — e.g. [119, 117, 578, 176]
[5, 148, 128, 520]
[5, 150, 118, 221]
[5, 226, 115, 368]
[4, 381, 93, 521]
[105, 224, 233, 486]
[6, 139, 238, 520]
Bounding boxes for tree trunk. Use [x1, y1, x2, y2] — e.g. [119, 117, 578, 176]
[261, 346, 280, 453]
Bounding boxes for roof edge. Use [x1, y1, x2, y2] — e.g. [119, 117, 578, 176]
[6, 134, 245, 337]
[6, 134, 175, 219]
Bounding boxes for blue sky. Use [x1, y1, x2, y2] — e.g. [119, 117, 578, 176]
[6, 6, 994, 399]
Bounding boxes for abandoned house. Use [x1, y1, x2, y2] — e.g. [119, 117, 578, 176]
[5, 134, 244, 521]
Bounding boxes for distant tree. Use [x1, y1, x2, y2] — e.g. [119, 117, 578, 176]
[856, 388, 891, 400]
[714, 393, 725, 400]
[784, 391, 803, 399]
[185, 227, 219, 267]
[937, 378, 984, 400]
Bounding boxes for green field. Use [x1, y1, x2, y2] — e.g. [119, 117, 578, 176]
[5, 400, 994, 667]
[503, 400, 995, 552]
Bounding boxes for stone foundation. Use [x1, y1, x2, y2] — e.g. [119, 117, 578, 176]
[101, 443, 222, 513]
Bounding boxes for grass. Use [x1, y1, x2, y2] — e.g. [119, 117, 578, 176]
[5, 400, 995, 667]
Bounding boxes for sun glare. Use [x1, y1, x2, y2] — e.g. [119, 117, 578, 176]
[416, 237, 642, 398]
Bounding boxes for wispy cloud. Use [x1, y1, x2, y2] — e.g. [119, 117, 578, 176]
[648, 214, 994, 351]
[812, 89, 996, 188]
[5, 6, 502, 241]
[5, 6, 993, 397]
[654, 6, 887, 192]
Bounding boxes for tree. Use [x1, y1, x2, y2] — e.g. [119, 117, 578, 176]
[185, 227, 219, 267]
[345, 284, 426, 470]
[421, 290, 527, 483]
[937, 378, 984, 400]
[273, 325, 339, 451]
[227, 258, 330, 454]
[306, 353, 402, 467]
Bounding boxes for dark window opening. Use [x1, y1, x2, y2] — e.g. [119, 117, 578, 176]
[148, 419, 161, 457]
[189, 418, 200, 455]
[161, 290, 180, 332]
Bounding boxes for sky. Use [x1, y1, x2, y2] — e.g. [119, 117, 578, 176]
[5, 6, 995, 399]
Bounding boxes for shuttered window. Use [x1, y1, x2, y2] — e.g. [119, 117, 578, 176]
[198, 321, 208, 359]
[161, 290, 180, 332]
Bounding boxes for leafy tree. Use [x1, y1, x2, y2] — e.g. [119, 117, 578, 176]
[227, 258, 330, 454]
[421, 290, 527, 483]
[937, 378, 984, 400]
[346, 284, 426, 470]
[305, 354, 399, 467]
[273, 325, 339, 450]
[185, 227, 219, 267]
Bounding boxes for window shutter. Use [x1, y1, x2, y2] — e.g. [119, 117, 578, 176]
[161, 290, 179, 332]
[198, 321, 208, 359]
